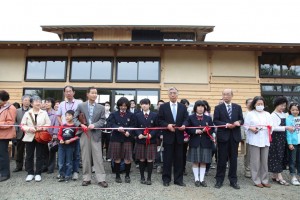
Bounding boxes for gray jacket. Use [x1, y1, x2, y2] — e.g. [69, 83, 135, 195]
[15, 107, 29, 139]
[74, 102, 106, 142]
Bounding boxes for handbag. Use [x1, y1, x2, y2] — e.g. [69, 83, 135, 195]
[29, 113, 52, 144]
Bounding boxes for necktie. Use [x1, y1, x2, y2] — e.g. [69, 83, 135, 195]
[197, 115, 203, 121]
[227, 104, 232, 119]
[144, 113, 149, 119]
[120, 112, 125, 117]
[172, 103, 177, 122]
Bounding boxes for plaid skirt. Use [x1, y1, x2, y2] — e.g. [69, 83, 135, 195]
[187, 146, 212, 163]
[108, 142, 133, 161]
[134, 143, 157, 160]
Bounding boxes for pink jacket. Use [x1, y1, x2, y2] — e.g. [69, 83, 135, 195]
[0, 103, 17, 139]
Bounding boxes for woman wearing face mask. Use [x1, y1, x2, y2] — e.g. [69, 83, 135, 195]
[244, 96, 273, 188]
[102, 101, 112, 161]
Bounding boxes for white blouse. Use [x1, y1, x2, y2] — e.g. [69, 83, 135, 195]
[271, 111, 287, 132]
[245, 110, 273, 147]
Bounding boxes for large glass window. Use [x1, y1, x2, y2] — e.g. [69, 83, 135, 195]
[25, 57, 67, 81]
[70, 57, 113, 82]
[261, 84, 300, 112]
[116, 58, 160, 82]
[259, 53, 300, 78]
[24, 88, 64, 101]
[63, 32, 93, 41]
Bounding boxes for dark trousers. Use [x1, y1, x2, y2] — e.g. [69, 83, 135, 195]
[25, 140, 45, 175]
[73, 140, 80, 173]
[216, 134, 239, 184]
[15, 139, 25, 169]
[48, 149, 57, 172]
[102, 133, 111, 158]
[183, 142, 188, 172]
[0, 140, 10, 178]
[42, 144, 49, 172]
[289, 144, 300, 176]
[162, 142, 184, 184]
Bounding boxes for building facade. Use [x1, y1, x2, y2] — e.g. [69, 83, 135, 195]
[0, 25, 300, 111]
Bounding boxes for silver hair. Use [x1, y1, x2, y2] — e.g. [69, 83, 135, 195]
[168, 87, 178, 93]
[22, 94, 31, 101]
[30, 95, 42, 103]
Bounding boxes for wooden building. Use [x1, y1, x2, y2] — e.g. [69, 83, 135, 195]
[1, 25, 300, 111]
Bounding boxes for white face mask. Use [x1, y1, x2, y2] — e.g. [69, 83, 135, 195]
[105, 105, 110, 111]
[255, 105, 264, 112]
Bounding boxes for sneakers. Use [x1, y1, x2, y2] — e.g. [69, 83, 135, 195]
[25, 174, 34, 182]
[58, 177, 65, 182]
[72, 172, 79, 180]
[34, 175, 42, 182]
[291, 178, 300, 186]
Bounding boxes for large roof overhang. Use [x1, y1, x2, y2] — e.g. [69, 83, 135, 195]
[0, 41, 300, 52]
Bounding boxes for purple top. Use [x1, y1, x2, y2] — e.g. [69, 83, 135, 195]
[47, 109, 59, 135]
[57, 99, 82, 124]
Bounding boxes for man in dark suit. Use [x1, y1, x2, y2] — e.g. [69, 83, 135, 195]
[213, 89, 244, 189]
[158, 87, 188, 187]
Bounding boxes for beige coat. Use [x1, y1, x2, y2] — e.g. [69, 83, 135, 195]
[0, 103, 17, 139]
[21, 109, 51, 142]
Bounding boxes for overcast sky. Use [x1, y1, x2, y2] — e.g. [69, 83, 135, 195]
[0, 0, 299, 43]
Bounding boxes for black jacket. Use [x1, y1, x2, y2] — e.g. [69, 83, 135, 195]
[135, 111, 158, 144]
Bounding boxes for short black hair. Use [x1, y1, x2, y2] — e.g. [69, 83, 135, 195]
[64, 85, 74, 92]
[65, 110, 75, 116]
[273, 96, 288, 108]
[288, 102, 300, 115]
[130, 100, 136, 104]
[157, 100, 164, 105]
[193, 100, 207, 113]
[245, 98, 253, 105]
[202, 100, 211, 112]
[117, 97, 130, 110]
[87, 87, 97, 93]
[105, 101, 110, 106]
[249, 96, 266, 111]
[45, 97, 55, 109]
[13, 102, 21, 109]
[180, 99, 190, 106]
[140, 98, 151, 105]
[0, 90, 10, 101]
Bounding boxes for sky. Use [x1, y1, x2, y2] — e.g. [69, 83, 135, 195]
[0, 0, 299, 43]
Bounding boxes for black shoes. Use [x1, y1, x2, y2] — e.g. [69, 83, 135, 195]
[200, 181, 207, 187]
[146, 179, 152, 185]
[125, 176, 131, 183]
[0, 176, 10, 182]
[13, 168, 22, 172]
[195, 181, 201, 187]
[163, 182, 170, 187]
[230, 183, 240, 189]
[215, 182, 223, 189]
[174, 182, 186, 187]
[140, 177, 146, 184]
[115, 177, 122, 183]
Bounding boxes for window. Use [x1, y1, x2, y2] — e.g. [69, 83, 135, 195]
[259, 53, 300, 78]
[116, 58, 160, 82]
[70, 57, 113, 82]
[261, 84, 300, 112]
[63, 32, 93, 41]
[24, 88, 64, 101]
[163, 32, 195, 41]
[25, 57, 67, 81]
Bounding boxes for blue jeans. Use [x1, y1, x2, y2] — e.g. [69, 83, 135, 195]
[73, 140, 80, 173]
[289, 144, 300, 176]
[58, 143, 75, 178]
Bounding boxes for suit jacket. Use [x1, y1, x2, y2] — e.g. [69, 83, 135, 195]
[213, 103, 244, 143]
[184, 114, 214, 148]
[74, 102, 106, 142]
[15, 107, 29, 139]
[158, 102, 189, 145]
[135, 111, 158, 144]
[109, 110, 137, 143]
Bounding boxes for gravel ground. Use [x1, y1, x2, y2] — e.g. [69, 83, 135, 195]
[0, 155, 299, 200]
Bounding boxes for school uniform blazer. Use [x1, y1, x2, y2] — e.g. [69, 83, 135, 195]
[158, 102, 189, 145]
[184, 114, 214, 149]
[109, 111, 137, 143]
[213, 103, 244, 143]
[74, 102, 106, 142]
[135, 111, 158, 144]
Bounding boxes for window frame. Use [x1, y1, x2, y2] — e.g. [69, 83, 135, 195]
[63, 32, 94, 41]
[23, 88, 64, 101]
[116, 57, 161, 83]
[259, 53, 300, 78]
[70, 57, 114, 82]
[24, 57, 68, 82]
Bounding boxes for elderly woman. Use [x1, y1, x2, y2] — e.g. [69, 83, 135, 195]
[268, 96, 294, 186]
[0, 90, 17, 182]
[244, 96, 272, 188]
[21, 96, 51, 182]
